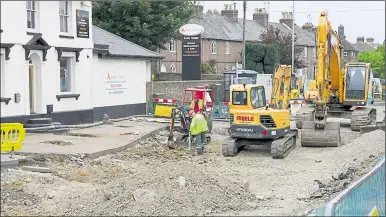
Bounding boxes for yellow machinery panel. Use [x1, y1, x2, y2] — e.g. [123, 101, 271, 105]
[154, 103, 177, 118]
[1, 123, 25, 152]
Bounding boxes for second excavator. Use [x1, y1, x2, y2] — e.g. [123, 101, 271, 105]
[294, 11, 376, 147]
[222, 65, 297, 159]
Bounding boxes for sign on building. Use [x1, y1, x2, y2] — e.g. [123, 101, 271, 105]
[179, 24, 204, 81]
[76, 10, 89, 38]
[105, 72, 127, 95]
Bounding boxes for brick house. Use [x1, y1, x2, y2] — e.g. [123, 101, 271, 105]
[159, 3, 317, 79]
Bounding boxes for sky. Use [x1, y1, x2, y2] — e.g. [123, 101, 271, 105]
[200, 1, 385, 44]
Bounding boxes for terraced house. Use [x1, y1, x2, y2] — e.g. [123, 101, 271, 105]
[160, 3, 317, 79]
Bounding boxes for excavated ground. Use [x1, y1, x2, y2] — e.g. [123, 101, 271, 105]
[1, 124, 384, 216]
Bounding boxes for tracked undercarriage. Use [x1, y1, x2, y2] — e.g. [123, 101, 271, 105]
[221, 132, 297, 159]
[293, 105, 377, 147]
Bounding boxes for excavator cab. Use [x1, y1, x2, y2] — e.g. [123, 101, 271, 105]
[343, 62, 370, 106]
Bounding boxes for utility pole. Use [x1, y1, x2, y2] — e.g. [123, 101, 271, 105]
[242, 1, 246, 69]
[291, 1, 295, 75]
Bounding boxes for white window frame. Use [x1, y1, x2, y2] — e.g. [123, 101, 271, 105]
[169, 39, 176, 52]
[225, 41, 230, 54]
[59, 1, 71, 34]
[304, 46, 308, 57]
[59, 54, 75, 94]
[312, 47, 316, 57]
[0, 53, 5, 96]
[211, 40, 217, 54]
[344, 51, 347, 56]
[26, 0, 39, 32]
[170, 64, 176, 73]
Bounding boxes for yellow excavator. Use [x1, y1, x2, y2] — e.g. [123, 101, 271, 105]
[222, 65, 297, 159]
[295, 11, 376, 147]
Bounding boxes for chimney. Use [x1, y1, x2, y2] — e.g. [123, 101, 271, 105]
[338, 24, 345, 40]
[253, 8, 269, 27]
[221, 4, 238, 22]
[366, 37, 374, 43]
[357, 37, 364, 43]
[302, 22, 313, 33]
[311, 26, 317, 34]
[279, 12, 293, 29]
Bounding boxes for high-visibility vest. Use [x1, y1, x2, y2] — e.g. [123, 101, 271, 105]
[190, 99, 203, 111]
[190, 114, 208, 136]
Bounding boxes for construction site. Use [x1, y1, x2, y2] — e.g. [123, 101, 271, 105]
[1, 6, 385, 217]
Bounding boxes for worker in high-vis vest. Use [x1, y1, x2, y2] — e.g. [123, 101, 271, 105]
[190, 94, 203, 113]
[189, 110, 208, 155]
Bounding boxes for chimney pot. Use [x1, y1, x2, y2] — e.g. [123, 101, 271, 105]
[253, 8, 269, 27]
[302, 22, 313, 33]
[366, 37, 374, 43]
[279, 12, 293, 29]
[221, 3, 238, 22]
[357, 37, 365, 43]
[193, 4, 203, 19]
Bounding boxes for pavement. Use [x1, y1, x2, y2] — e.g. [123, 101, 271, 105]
[11, 120, 166, 159]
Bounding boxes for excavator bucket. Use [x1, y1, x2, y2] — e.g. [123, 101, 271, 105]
[300, 121, 341, 147]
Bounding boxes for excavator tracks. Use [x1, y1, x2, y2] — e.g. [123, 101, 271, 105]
[222, 134, 297, 159]
[350, 107, 377, 131]
[271, 133, 297, 159]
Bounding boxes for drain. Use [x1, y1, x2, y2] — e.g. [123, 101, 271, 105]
[41, 140, 73, 146]
[64, 133, 98, 137]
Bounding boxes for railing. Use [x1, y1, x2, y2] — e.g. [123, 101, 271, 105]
[311, 155, 385, 216]
[1, 123, 25, 153]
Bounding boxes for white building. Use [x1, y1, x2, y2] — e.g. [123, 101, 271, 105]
[1, 1, 163, 125]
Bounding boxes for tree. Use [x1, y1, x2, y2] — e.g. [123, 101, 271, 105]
[357, 45, 385, 78]
[92, 1, 195, 51]
[245, 43, 280, 74]
[259, 25, 306, 69]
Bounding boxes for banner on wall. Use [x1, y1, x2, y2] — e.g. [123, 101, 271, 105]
[76, 10, 89, 38]
[105, 72, 127, 95]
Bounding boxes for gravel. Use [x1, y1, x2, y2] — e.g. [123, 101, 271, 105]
[1, 127, 384, 216]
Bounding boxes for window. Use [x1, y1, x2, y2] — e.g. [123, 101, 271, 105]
[304, 47, 308, 57]
[60, 57, 73, 92]
[26, 0, 37, 29]
[1, 54, 5, 95]
[59, 1, 69, 33]
[211, 41, 217, 54]
[170, 64, 176, 73]
[251, 86, 266, 109]
[225, 41, 230, 54]
[344, 51, 348, 56]
[312, 47, 316, 57]
[169, 39, 176, 52]
[351, 51, 354, 57]
[232, 91, 247, 105]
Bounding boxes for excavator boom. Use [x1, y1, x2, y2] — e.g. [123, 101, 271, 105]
[300, 11, 342, 147]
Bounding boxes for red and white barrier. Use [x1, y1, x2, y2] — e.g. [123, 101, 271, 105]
[153, 98, 177, 104]
[290, 99, 306, 104]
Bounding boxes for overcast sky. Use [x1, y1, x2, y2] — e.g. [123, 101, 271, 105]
[201, 1, 385, 43]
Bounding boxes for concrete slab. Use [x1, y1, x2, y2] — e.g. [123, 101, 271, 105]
[0, 155, 26, 169]
[16, 120, 167, 158]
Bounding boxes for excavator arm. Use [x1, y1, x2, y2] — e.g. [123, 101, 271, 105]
[300, 11, 343, 147]
[313, 11, 344, 128]
[270, 65, 292, 110]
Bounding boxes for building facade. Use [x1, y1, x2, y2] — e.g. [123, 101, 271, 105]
[159, 4, 317, 79]
[1, 1, 162, 124]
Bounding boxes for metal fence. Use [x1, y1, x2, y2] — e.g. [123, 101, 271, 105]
[311, 155, 385, 216]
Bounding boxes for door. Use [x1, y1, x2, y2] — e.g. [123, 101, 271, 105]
[29, 65, 34, 113]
